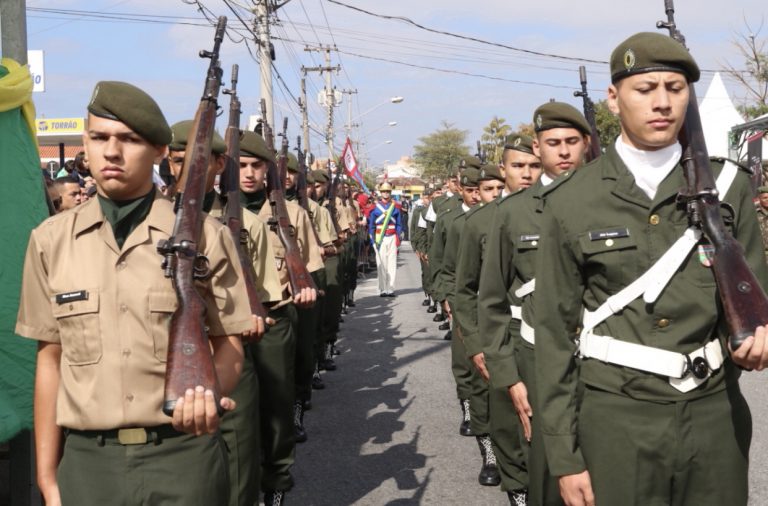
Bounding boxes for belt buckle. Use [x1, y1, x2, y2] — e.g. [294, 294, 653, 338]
[118, 428, 148, 445]
[684, 353, 710, 380]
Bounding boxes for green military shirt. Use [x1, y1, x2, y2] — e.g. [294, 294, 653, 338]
[477, 192, 527, 388]
[534, 145, 768, 476]
[756, 206, 768, 265]
[425, 194, 461, 251]
[428, 204, 465, 302]
[409, 205, 427, 252]
[441, 205, 473, 306]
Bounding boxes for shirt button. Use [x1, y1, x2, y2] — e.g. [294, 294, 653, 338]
[658, 318, 670, 328]
[126, 394, 134, 402]
[605, 239, 615, 247]
[117, 261, 127, 270]
[649, 214, 661, 225]
[120, 304, 128, 313]
[122, 348, 131, 357]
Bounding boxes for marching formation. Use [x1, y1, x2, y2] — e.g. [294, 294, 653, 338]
[408, 25, 768, 506]
[9, 3, 768, 506]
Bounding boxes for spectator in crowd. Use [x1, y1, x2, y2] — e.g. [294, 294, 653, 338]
[53, 175, 82, 211]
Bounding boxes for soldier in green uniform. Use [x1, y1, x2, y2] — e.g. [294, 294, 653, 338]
[480, 103, 592, 506]
[454, 134, 542, 504]
[535, 32, 768, 506]
[410, 189, 434, 306]
[756, 186, 768, 265]
[16, 81, 253, 506]
[441, 165, 506, 487]
[238, 131, 323, 506]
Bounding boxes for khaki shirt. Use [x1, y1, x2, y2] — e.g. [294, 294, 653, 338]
[15, 193, 252, 430]
[256, 200, 324, 306]
[757, 207, 768, 265]
[242, 209, 284, 303]
[307, 198, 336, 246]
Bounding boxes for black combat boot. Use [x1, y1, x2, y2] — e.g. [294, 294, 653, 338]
[264, 490, 285, 506]
[422, 295, 431, 306]
[320, 343, 336, 371]
[443, 330, 452, 341]
[312, 366, 325, 390]
[507, 489, 528, 506]
[303, 398, 312, 411]
[348, 290, 356, 307]
[426, 303, 437, 313]
[438, 321, 450, 331]
[476, 435, 501, 486]
[459, 398, 473, 436]
[432, 312, 446, 322]
[331, 342, 341, 356]
[294, 400, 307, 443]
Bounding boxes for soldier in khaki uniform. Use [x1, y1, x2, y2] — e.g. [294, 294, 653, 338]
[16, 81, 253, 506]
[454, 134, 542, 504]
[167, 119, 281, 506]
[535, 33, 768, 506]
[756, 185, 768, 265]
[480, 104, 592, 506]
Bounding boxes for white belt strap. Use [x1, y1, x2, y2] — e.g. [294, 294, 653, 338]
[514, 279, 536, 299]
[509, 305, 521, 320]
[520, 318, 535, 344]
[579, 333, 724, 393]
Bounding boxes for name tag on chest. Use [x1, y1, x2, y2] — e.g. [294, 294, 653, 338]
[588, 228, 630, 241]
[520, 234, 540, 243]
[56, 290, 89, 304]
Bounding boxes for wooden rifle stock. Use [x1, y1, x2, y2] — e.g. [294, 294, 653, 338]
[295, 137, 331, 254]
[260, 102, 318, 296]
[222, 64, 269, 341]
[573, 65, 602, 162]
[658, 1, 768, 349]
[326, 162, 344, 238]
[156, 17, 227, 416]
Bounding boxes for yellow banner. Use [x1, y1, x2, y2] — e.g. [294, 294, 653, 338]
[36, 117, 84, 135]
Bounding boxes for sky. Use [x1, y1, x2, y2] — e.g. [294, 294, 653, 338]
[16, 0, 768, 168]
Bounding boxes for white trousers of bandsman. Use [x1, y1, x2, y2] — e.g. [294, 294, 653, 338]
[374, 234, 398, 294]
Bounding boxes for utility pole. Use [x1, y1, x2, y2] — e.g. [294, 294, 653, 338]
[1, 0, 28, 63]
[303, 45, 340, 160]
[254, 0, 274, 130]
[340, 88, 358, 138]
[299, 75, 310, 154]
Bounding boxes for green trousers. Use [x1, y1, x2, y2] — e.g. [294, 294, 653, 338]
[220, 344, 260, 506]
[252, 304, 297, 492]
[58, 428, 228, 505]
[517, 343, 562, 505]
[489, 385, 528, 493]
[579, 383, 751, 506]
[296, 271, 323, 402]
[322, 255, 342, 345]
[450, 320, 473, 402]
[313, 268, 328, 365]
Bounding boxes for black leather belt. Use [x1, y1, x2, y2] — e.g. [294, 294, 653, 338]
[65, 424, 184, 445]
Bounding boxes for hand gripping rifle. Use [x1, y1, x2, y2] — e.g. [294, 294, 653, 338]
[296, 137, 336, 257]
[156, 17, 227, 416]
[326, 161, 344, 240]
[657, 0, 768, 349]
[573, 65, 602, 161]
[221, 64, 269, 342]
[260, 100, 318, 297]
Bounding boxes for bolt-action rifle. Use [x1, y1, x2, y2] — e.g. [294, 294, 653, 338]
[657, 0, 768, 349]
[573, 65, 602, 161]
[296, 137, 336, 257]
[326, 161, 344, 240]
[221, 64, 269, 342]
[260, 100, 318, 298]
[156, 17, 227, 416]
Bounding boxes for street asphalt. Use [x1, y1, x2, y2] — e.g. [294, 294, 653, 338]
[290, 242, 768, 506]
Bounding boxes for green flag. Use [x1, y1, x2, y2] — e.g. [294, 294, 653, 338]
[0, 58, 47, 443]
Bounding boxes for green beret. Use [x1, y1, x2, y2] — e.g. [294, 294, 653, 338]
[478, 164, 504, 182]
[88, 81, 171, 145]
[610, 32, 700, 83]
[169, 120, 226, 155]
[460, 167, 481, 187]
[533, 102, 591, 136]
[504, 134, 535, 155]
[286, 153, 299, 173]
[311, 169, 329, 183]
[461, 156, 483, 169]
[306, 171, 316, 185]
[239, 130, 275, 163]
[758, 186, 768, 194]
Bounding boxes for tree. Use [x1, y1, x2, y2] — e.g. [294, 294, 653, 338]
[515, 122, 535, 138]
[413, 121, 470, 179]
[480, 116, 511, 164]
[594, 99, 622, 150]
[361, 170, 377, 191]
[723, 22, 768, 120]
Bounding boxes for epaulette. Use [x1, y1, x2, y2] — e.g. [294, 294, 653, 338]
[540, 170, 575, 199]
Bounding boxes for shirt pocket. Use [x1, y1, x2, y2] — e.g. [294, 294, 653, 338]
[51, 292, 102, 366]
[579, 234, 640, 294]
[147, 291, 179, 363]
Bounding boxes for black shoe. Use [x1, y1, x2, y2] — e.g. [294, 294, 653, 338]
[312, 371, 325, 390]
[264, 490, 285, 506]
[432, 313, 446, 322]
[348, 300, 356, 307]
[459, 399, 473, 436]
[321, 344, 337, 371]
[426, 304, 437, 313]
[386, 292, 396, 298]
[341, 307, 348, 315]
[476, 435, 501, 486]
[438, 321, 450, 331]
[380, 293, 388, 298]
[507, 489, 528, 506]
[422, 298, 431, 306]
[331, 343, 341, 356]
[443, 331, 452, 341]
[294, 401, 307, 443]
[338, 316, 345, 323]
[303, 399, 312, 411]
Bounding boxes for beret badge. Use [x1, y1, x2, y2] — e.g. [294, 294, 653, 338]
[624, 49, 636, 71]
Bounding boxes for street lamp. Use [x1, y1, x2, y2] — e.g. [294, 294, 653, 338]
[351, 96, 404, 125]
